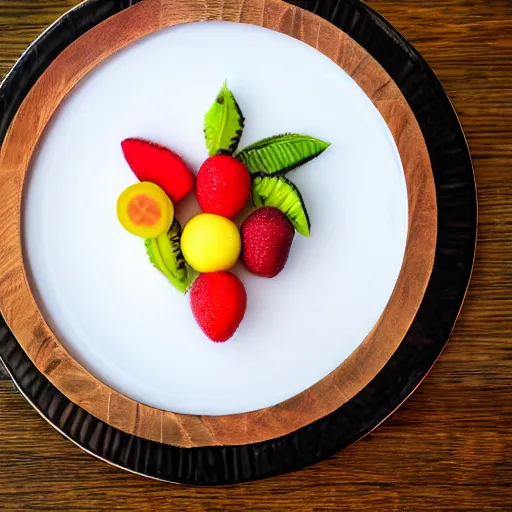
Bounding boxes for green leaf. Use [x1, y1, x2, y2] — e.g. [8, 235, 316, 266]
[145, 220, 196, 294]
[204, 81, 245, 156]
[252, 175, 311, 237]
[236, 133, 330, 175]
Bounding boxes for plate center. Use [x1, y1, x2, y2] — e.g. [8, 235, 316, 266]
[23, 21, 408, 415]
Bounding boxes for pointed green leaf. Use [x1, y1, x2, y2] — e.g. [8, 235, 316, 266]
[204, 81, 245, 156]
[145, 220, 196, 294]
[252, 175, 311, 237]
[236, 133, 330, 175]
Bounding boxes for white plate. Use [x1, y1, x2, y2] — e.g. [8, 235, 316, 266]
[23, 21, 408, 415]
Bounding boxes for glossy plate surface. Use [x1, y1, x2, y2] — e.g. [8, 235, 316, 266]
[24, 21, 408, 415]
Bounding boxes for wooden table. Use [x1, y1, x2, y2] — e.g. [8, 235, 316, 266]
[0, 1, 510, 510]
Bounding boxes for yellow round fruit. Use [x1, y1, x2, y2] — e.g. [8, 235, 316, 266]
[117, 182, 174, 238]
[181, 213, 241, 272]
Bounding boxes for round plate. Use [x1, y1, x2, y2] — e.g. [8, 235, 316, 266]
[0, 0, 476, 484]
[24, 20, 409, 416]
[0, 0, 437, 447]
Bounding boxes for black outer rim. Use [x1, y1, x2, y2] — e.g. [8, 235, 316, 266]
[0, 0, 476, 485]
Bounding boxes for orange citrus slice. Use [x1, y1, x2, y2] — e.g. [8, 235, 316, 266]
[117, 182, 174, 238]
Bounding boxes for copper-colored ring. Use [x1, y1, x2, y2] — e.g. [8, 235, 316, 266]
[0, 0, 436, 448]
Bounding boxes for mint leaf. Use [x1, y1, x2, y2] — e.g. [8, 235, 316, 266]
[236, 133, 330, 175]
[145, 220, 195, 294]
[252, 175, 311, 237]
[204, 81, 245, 156]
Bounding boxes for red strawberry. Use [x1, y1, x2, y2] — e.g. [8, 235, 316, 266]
[241, 207, 295, 278]
[121, 138, 195, 204]
[190, 272, 247, 343]
[196, 155, 251, 218]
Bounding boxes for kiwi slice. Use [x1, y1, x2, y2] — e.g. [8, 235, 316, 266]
[145, 220, 196, 294]
[252, 175, 311, 237]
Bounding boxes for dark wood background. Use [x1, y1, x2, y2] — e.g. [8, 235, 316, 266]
[0, 0, 510, 510]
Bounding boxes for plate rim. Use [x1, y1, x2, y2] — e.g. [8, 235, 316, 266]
[0, 0, 436, 447]
[0, 0, 476, 485]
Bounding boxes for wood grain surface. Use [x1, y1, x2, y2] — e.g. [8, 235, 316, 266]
[0, 0, 510, 510]
[0, 0, 436, 448]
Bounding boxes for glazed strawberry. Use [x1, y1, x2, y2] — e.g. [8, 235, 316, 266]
[190, 272, 247, 342]
[196, 155, 251, 218]
[121, 138, 194, 204]
[241, 207, 295, 278]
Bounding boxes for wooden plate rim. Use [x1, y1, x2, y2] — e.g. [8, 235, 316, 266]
[0, 0, 436, 448]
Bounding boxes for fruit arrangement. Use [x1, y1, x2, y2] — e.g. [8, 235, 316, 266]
[117, 82, 329, 342]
